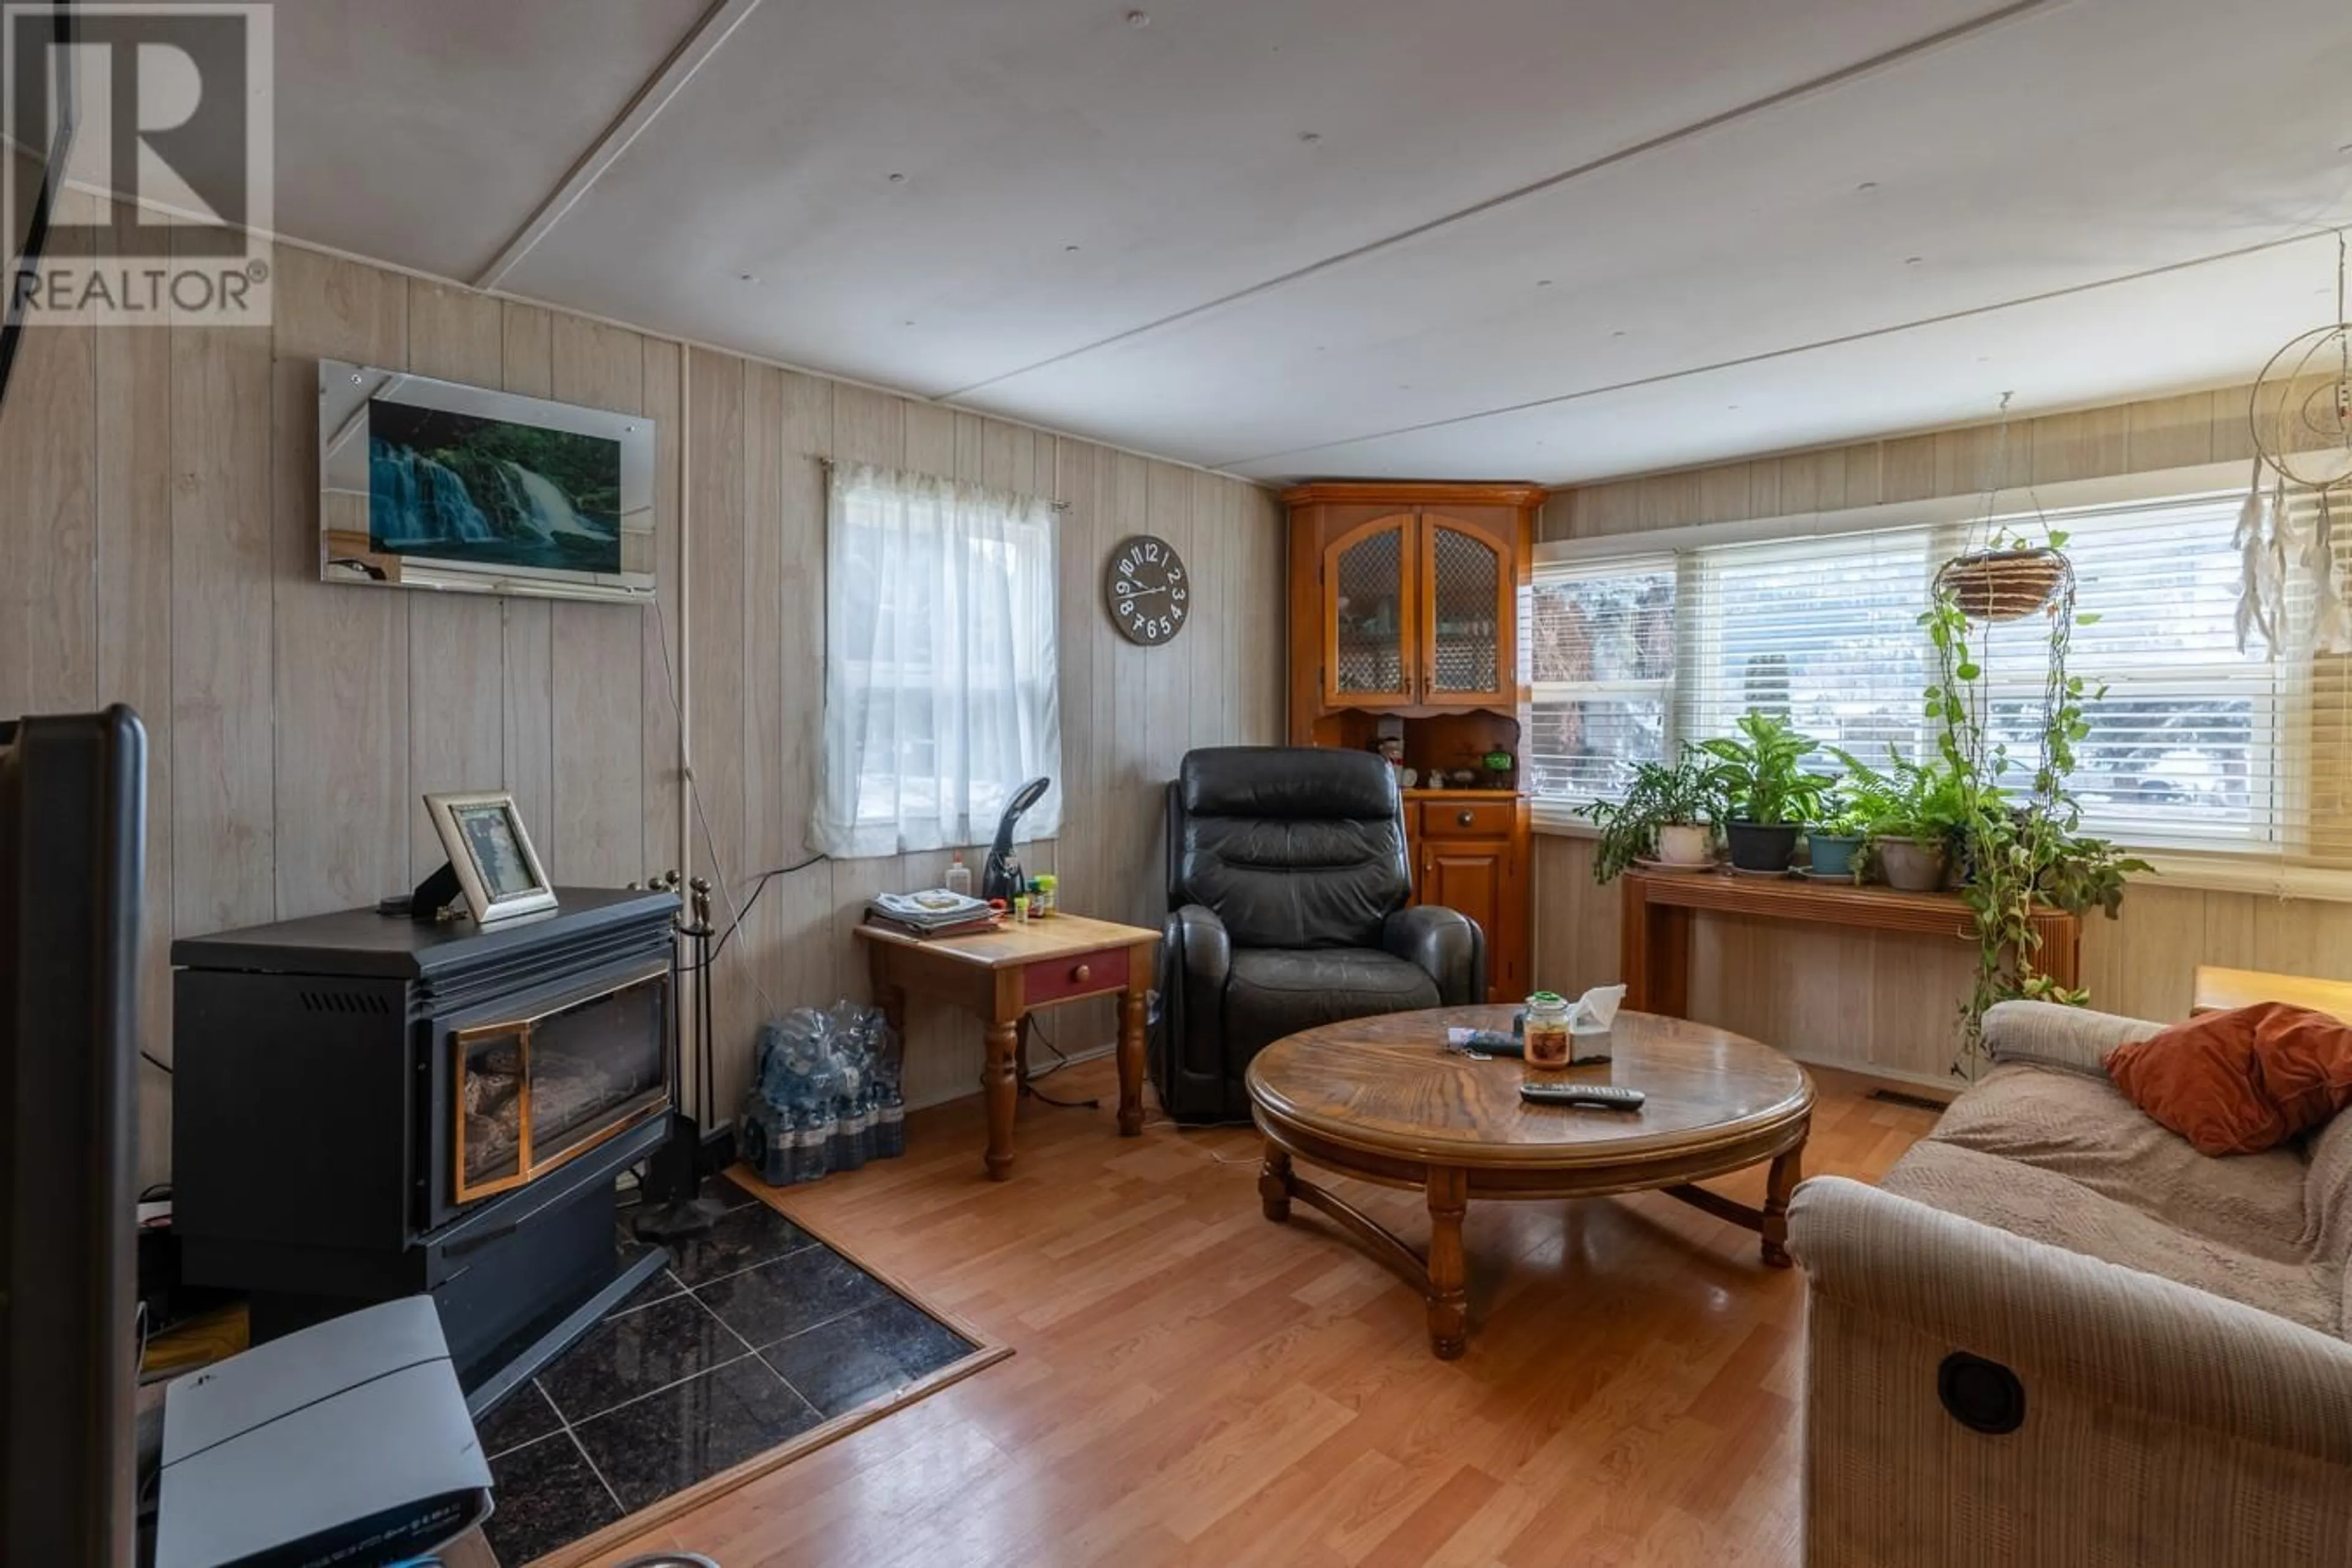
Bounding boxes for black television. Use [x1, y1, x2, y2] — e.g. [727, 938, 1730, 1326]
[1, 0, 78, 410]
[0, 706, 146, 1568]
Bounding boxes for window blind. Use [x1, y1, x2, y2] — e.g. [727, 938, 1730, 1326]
[1528, 486, 2347, 878]
[1682, 527, 1934, 773]
[1525, 554, 1676, 802]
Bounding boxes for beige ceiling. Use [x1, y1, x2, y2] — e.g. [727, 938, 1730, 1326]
[257, 0, 2352, 485]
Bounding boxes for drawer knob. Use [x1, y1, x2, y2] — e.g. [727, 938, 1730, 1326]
[1457, 810, 1475, 826]
[1071, 962, 1091, 984]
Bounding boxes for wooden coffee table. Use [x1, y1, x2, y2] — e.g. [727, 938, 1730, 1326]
[1246, 1004, 1814, 1359]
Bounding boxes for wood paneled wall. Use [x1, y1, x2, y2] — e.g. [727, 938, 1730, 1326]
[1536, 383, 2352, 1085]
[0, 211, 1285, 1185]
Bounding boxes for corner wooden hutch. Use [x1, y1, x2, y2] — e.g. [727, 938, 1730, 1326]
[1283, 481, 1544, 1000]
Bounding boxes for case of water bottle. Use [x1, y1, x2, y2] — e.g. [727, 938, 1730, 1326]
[739, 1001, 907, 1186]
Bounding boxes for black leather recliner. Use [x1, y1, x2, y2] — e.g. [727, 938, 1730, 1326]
[1152, 747, 1487, 1122]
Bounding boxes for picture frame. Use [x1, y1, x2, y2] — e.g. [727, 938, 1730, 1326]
[423, 790, 558, 926]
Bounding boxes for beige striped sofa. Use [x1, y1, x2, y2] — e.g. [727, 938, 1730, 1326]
[1789, 1000, 2352, 1568]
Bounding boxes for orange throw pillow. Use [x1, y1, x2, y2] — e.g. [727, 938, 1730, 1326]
[2106, 1002, 2352, 1156]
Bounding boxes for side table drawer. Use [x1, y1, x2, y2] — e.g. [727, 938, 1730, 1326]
[1023, 946, 1129, 1007]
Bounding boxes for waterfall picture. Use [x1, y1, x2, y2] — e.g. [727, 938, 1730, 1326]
[368, 400, 624, 573]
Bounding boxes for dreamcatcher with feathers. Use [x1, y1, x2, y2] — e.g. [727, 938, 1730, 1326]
[2237, 230, 2352, 657]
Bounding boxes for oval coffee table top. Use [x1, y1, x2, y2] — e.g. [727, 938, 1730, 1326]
[1245, 1004, 1813, 1169]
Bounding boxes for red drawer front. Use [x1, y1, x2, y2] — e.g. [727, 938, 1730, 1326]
[1022, 946, 1131, 1008]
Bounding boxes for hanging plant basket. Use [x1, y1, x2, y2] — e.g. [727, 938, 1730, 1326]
[1936, 546, 2069, 622]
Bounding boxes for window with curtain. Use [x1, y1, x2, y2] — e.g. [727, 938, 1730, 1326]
[814, 462, 1062, 859]
[1528, 488, 2320, 870]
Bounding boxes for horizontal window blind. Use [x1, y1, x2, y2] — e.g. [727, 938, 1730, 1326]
[1526, 555, 1675, 802]
[1971, 495, 2275, 854]
[1683, 528, 1934, 773]
[1528, 486, 2346, 874]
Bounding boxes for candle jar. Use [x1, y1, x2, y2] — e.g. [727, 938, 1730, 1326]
[1523, 991, 1572, 1069]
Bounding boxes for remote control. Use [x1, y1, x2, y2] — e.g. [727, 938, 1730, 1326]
[1518, 1081, 1646, 1111]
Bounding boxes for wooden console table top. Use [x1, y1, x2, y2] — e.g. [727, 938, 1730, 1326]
[2192, 965, 2352, 1021]
[1618, 866, 2081, 1017]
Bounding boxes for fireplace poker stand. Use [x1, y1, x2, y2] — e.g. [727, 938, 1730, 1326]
[633, 874, 730, 1241]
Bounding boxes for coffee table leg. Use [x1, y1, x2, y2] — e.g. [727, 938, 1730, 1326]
[1258, 1144, 1293, 1223]
[1425, 1166, 1468, 1360]
[1761, 1142, 1804, 1268]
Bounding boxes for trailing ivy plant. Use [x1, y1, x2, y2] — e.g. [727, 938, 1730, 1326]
[1921, 527, 2151, 1075]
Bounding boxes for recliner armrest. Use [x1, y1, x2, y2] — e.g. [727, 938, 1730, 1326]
[1161, 903, 1231, 1050]
[1382, 906, 1485, 1005]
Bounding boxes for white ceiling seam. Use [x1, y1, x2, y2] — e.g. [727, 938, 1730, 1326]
[472, 0, 769, 292]
[1208, 222, 2343, 474]
[930, 0, 2065, 404]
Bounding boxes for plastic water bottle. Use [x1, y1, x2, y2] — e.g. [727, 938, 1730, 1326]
[793, 1106, 833, 1183]
[873, 1080, 907, 1158]
[944, 853, 972, 898]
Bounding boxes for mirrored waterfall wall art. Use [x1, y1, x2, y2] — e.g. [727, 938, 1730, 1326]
[318, 360, 658, 605]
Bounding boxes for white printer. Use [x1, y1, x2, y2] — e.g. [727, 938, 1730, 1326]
[155, 1296, 492, 1568]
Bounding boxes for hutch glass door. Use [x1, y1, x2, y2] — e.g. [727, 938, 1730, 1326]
[1422, 517, 1510, 706]
[1324, 515, 1417, 705]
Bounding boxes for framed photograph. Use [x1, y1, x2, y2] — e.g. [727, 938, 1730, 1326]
[423, 790, 557, 925]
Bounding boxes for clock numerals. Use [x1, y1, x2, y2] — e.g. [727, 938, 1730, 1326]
[1106, 535, 1189, 645]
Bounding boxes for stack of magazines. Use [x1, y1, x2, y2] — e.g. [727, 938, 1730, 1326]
[865, 888, 1001, 940]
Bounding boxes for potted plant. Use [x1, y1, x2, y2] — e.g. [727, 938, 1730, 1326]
[1934, 523, 2072, 623]
[1579, 747, 1727, 881]
[1828, 745, 1970, 891]
[1697, 712, 1831, 873]
[1803, 797, 1871, 880]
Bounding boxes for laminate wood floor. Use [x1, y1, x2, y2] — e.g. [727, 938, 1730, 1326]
[581, 1057, 1940, 1568]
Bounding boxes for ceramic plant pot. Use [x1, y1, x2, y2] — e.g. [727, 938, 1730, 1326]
[1656, 823, 1714, 866]
[1876, 836, 1949, 892]
[1806, 832, 1864, 879]
[1724, 820, 1802, 873]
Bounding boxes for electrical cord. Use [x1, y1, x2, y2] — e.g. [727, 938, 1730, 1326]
[674, 853, 829, 978]
[141, 1050, 172, 1074]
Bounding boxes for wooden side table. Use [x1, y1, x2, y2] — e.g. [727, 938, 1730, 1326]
[855, 913, 1161, 1180]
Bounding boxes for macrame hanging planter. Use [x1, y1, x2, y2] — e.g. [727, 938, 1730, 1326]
[2237, 231, 2352, 657]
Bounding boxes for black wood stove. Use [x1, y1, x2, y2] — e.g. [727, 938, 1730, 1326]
[170, 888, 678, 1410]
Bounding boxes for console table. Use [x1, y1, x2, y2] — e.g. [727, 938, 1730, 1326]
[1619, 868, 2080, 1017]
[856, 913, 1159, 1180]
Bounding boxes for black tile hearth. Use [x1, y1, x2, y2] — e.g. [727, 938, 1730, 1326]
[758, 1293, 975, 1419]
[610, 1264, 688, 1317]
[662, 1199, 818, 1287]
[697, 1244, 894, 1348]
[571, 1354, 826, 1513]
[483, 1432, 625, 1567]
[469, 1185, 989, 1564]
[474, 1380, 564, 1460]
[537, 1293, 747, 1422]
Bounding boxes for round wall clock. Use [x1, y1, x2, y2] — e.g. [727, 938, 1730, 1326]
[1106, 533, 1190, 645]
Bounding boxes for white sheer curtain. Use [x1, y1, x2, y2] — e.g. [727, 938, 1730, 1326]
[813, 461, 1062, 859]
